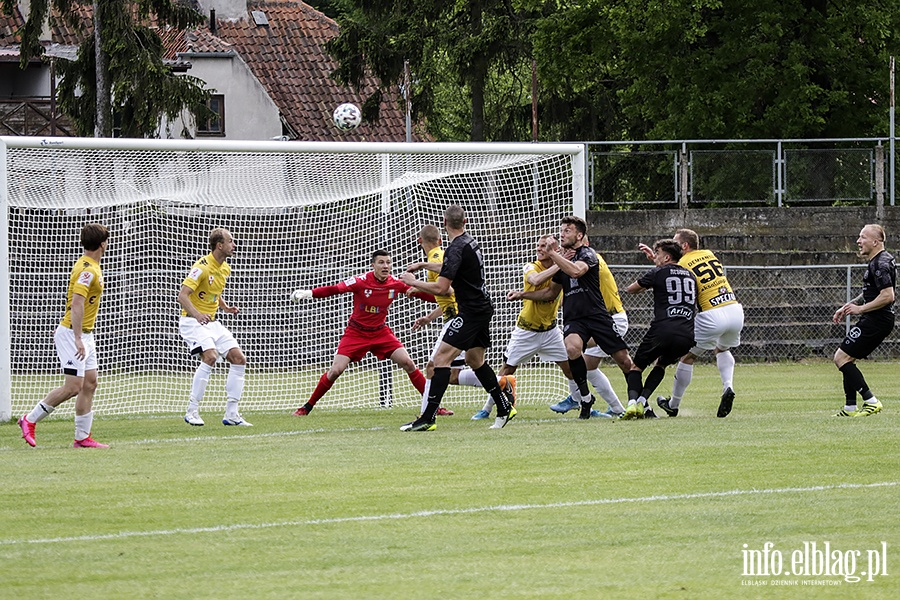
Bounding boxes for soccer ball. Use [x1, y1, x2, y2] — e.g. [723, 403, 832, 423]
[333, 103, 362, 130]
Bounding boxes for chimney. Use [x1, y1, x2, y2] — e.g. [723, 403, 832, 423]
[209, 9, 217, 35]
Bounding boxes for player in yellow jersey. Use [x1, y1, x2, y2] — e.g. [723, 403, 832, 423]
[498, 235, 624, 418]
[639, 228, 744, 418]
[177, 228, 251, 427]
[18, 223, 110, 448]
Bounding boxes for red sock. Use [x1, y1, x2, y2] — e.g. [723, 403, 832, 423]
[408, 369, 426, 394]
[308, 372, 335, 406]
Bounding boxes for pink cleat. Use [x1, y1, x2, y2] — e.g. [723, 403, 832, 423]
[73, 435, 109, 449]
[18, 416, 36, 447]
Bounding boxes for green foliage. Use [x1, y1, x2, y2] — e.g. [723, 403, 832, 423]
[3, 0, 210, 137]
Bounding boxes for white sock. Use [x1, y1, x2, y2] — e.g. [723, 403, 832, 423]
[481, 397, 495, 412]
[27, 401, 55, 424]
[716, 351, 735, 390]
[74, 411, 93, 441]
[225, 364, 246, 402]
[457, 369, 481, 387]
[420, 379, 432, 414]
[670, 362, 693, 408]
[190, 362, 213, 411]
[225, 398, 240, 418]
[587, 369, 623, 412]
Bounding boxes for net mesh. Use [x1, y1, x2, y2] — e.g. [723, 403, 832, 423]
[4, 143, 578, 416]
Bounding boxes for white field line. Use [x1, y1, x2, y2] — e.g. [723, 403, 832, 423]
[1, 481, 896, 546]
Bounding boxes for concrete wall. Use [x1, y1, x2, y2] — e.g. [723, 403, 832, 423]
[587, 206, 900, 266]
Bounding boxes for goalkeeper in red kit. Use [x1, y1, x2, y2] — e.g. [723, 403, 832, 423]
[289, 249, 429, 415]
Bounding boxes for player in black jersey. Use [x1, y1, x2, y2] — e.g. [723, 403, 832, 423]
[521, 216, 633, 419]
[399, 204, 516, 431]
[832, 224, 895, 417]
[620, 239, 697, 419]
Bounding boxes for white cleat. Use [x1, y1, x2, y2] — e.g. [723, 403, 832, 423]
[222, 415, 253, 427]
[184, 411, 205, 426]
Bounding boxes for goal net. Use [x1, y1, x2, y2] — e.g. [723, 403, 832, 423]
[0, 138, 584, 419]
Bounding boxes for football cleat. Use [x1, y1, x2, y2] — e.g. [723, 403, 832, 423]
[550, 396, 578, 413]
[400, 418, 436, 432]
[490, 406, 517, 429]
[656, 396, 679, 417]
[498, 375, 517, 406]
[293, 405, 312, 416]
[578, 395, 595, 420]
[184, 411, 205, 426]
[643, 407, 659, 419]
[471, 410, 490, 420]
[73, 436, 109, 449]
[223, 415, 253, 427]
[436, 407, 454, 416]
[717, 387, 735, 418]
[620, 402, 645, 420]
[853, 399, 883, 417]
[18, 416, 36, 447]
[834, 408, 857, 417]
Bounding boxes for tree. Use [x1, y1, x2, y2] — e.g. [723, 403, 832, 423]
[2, 0, 211, 137]
[327, 0, 541, 141]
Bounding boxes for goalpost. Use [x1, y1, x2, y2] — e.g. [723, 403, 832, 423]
[0, 137, 586, 420]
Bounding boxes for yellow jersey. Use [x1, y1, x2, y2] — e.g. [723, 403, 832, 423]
[516, 260, 562, 332]
[60, 255, 104, 333]
[597, 252, 625, 314]
[678, 248, 737, 311]
[181, 253, 231, 318]
[427, 246, 458, 320]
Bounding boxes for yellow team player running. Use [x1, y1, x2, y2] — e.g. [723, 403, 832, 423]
[178, 227, 251, 427]
[640, 228, 744, 418]
[19, 223, 111, 448]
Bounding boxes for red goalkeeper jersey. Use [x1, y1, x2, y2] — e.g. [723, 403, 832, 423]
[312, 272, 413, 331]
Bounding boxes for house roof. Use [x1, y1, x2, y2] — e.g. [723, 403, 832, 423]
[203, 1, 418, 142]
[1, 1, 420, 141]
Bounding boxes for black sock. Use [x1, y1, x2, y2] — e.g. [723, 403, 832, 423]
[568, 355, 589, 397]
[422, 367, 450, 421]
[839, 363, 869, 405]
[473, 362, 510, 415]
[641, 366, 667, 401]
[626, 370, 643, 402]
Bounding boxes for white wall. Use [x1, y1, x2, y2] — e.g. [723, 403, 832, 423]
[167, 54, 282, 140]
[194, 0, 248, 20]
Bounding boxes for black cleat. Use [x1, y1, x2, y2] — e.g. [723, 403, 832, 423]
[717, 387, 735, 418]
[400, 417, 436, 432]
[656, 396, 679, 417]
[643, 406, 659, 419]
[578, 395, 596, 420]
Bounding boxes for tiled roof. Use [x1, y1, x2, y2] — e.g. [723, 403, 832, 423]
[209, 1, 419, 141]
[0, 1, 419, 141]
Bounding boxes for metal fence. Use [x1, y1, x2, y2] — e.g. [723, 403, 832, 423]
[588, 138, 894, 209]
[609, 263, 899, 361]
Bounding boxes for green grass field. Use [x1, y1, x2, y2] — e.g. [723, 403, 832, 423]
[1, 362, 898, 599]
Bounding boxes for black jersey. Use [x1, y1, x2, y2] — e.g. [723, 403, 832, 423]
[552, 245, 609, 322]
[862, 250, 896, 319]
[440, 231, 493, 314]
[637, 264, 697, 335]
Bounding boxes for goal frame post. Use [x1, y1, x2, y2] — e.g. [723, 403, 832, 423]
[0, 136, 585, 419]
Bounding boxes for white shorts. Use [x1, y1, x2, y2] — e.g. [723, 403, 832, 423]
[504, 326, 568, 366]
[430, 320, 467, 367]
[179, 317, 239, 358]
[691, 302, 744, 353]
[54, 325, 98, 377]
[585, 312, 629, 358]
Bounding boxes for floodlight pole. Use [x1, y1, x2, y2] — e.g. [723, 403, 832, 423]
[891, 56, 895, 207]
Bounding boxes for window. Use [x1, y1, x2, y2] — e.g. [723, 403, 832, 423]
[197, 95, 225, 136]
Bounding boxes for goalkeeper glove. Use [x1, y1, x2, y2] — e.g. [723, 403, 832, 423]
[290, 289, 313, 303]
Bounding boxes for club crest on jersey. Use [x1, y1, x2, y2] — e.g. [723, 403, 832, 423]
[388, 290, 396, 299]
[209, 275, 215, 285]
[77, 271, 94, 286]
[364, 289, 372, 297]
[848, 326, 862, 340]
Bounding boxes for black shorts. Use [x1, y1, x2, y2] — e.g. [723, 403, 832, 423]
[442, 310, 493, 351]
[632, 327, 694, 370]
[563, 314, 628, 356]
[840, 315, 894, 359]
